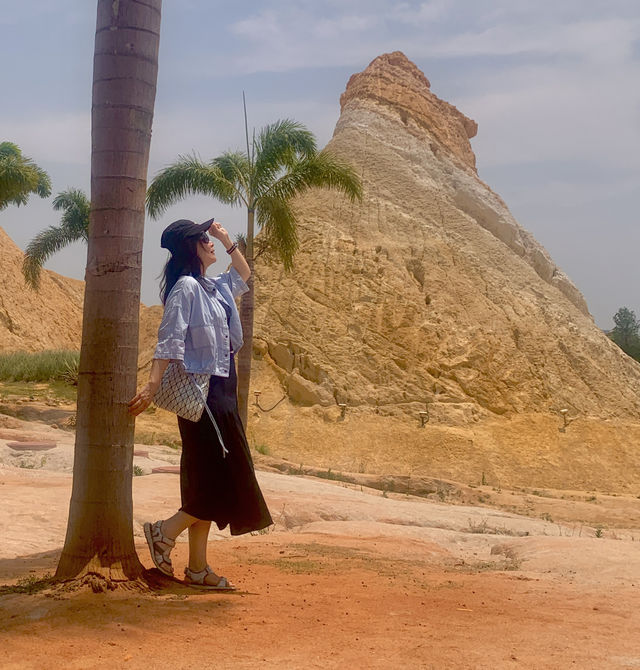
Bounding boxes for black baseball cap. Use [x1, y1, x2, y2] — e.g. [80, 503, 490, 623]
[160, 218, 215, 254]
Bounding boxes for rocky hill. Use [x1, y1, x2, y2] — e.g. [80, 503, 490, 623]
[3, 53, 640, 491]
[246, 52, 640, 490]
[0, 227, 84, 351]
[253, 52, 640, 421]
[0, 226, 161, 362]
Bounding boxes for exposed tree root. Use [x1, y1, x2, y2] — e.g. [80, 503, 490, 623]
[2, 569, 197, 598]
[47, 569, 188, 595]
[52, 572, 151, 594]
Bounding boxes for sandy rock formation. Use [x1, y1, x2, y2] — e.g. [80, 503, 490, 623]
[0, 227, 84, 351]
[3, 53, 640, 491]
[340, 51, 478, 171]
[252, 52, 640, 427]
[137, 303, 163, 369]
[0, 225, 162, 360]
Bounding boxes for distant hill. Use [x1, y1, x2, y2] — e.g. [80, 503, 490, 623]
[0, 225, 162, 365]
[0, 226, 84, 352]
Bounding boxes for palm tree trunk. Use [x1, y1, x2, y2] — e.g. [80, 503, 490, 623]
[237, 207, 255, 428]
[56, 0, 162, 584]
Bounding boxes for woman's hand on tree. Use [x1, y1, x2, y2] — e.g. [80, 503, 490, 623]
[127, 382, 158, 416]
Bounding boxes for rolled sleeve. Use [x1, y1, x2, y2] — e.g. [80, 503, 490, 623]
[219, 267, 249, 299]
[153, 279, 195, 361]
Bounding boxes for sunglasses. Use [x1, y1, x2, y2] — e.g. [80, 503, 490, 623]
[199, 232, 211, 243]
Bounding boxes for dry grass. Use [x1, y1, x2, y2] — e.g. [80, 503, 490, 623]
[0, 350, 79, 383]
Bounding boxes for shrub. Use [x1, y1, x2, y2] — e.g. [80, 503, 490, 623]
[0, 350, 80, 383]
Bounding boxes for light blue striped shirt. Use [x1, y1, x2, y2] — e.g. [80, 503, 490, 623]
[153, 267, 249, 377]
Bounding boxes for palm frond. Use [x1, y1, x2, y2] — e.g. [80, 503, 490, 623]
[254, 119, 316, 161]
[0, 143, 51, 209]
[0, 190, 28, 211]
[0, 142, 21, 159]
[34, 165, 52, 198]
[261, 149, 363, 205]
[0, 156, 40, 210]
[52, 187, 89, 211]
[256, 196, 298, 271]
[252, 120, 316, 196]
[146, 154, 245, 218]
[0, 156, 34, 191]
[22, 224, 87, 290]
[211, 152, 251, 200]
[53, 188, 90, 241]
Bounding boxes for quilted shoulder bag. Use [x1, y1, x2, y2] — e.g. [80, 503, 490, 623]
[153, 361, 228, 457]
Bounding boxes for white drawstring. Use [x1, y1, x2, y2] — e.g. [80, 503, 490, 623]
[190, 376, 228, 458]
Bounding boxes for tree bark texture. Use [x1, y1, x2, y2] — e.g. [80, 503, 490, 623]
[237, 208, 255, 428]
[56, 0, 162, 582]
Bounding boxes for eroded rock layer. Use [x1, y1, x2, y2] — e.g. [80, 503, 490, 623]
[253, 52, 640, 424]
[0, 227, 84, 351]
[0, 226, 160, 359]
[340, 51, 478, 171]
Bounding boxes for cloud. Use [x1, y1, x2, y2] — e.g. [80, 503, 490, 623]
[223, 1, 640, 73]
[226, 1, 458, 74]
[0, 113, 90, 165]
[148, 99, 339, 170]
[0, 0, 80, 25]
[432, 18, 639, 62]
[460, 56, 640, 170]
[399, 0, 453, 23]
[217, 1, 640, 179]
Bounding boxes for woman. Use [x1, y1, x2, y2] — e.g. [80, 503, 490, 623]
[128, 218, 273, 590]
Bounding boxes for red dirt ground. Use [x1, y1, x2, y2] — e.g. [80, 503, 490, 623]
[1, 533, 639, 670]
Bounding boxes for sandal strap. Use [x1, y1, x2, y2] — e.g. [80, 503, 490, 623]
[157, 550, 173, 567]
[184, 565, 213, 583]
[151, 520, 175, 548]
[144, 520, 174, 576]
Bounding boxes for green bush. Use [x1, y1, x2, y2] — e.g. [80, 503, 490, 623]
[0, 350, 80, 383]
[608, 307, 640, 362]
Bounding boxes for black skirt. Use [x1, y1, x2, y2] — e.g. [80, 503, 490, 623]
[177, 355, 273, 535]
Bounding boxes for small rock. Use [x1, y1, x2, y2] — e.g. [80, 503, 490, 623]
[7, 441, 57, 451]
[151, 466, 180, 474]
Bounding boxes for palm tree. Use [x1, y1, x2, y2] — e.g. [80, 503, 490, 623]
[0, 141, 51, 210]
[55, 0, 162, 586]
[22, 188, 90, 289]
[146, 120, 362, 426]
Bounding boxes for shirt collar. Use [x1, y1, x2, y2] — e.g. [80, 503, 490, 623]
[197, 275, 217, 294]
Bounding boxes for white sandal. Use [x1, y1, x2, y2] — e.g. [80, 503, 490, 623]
[143, 520, 175, 577]
[183, 565, 236, 591]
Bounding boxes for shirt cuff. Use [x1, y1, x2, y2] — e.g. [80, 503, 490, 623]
[229, 266, 249, 298]
[154, 338, 185, 360]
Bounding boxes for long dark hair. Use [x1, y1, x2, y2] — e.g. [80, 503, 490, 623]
[160, 235, 203, 304]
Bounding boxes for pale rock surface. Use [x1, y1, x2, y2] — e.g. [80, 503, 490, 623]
[1, 459, 639, 588]
[0, 227, 84, 351]
[340, 51, 479, 172]
[0, 225, 162, 360]
[3, 52, 640, 493]
[252, 52, 640, 421]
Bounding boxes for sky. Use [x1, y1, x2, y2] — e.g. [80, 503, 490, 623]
[1, 0, 639, 328]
